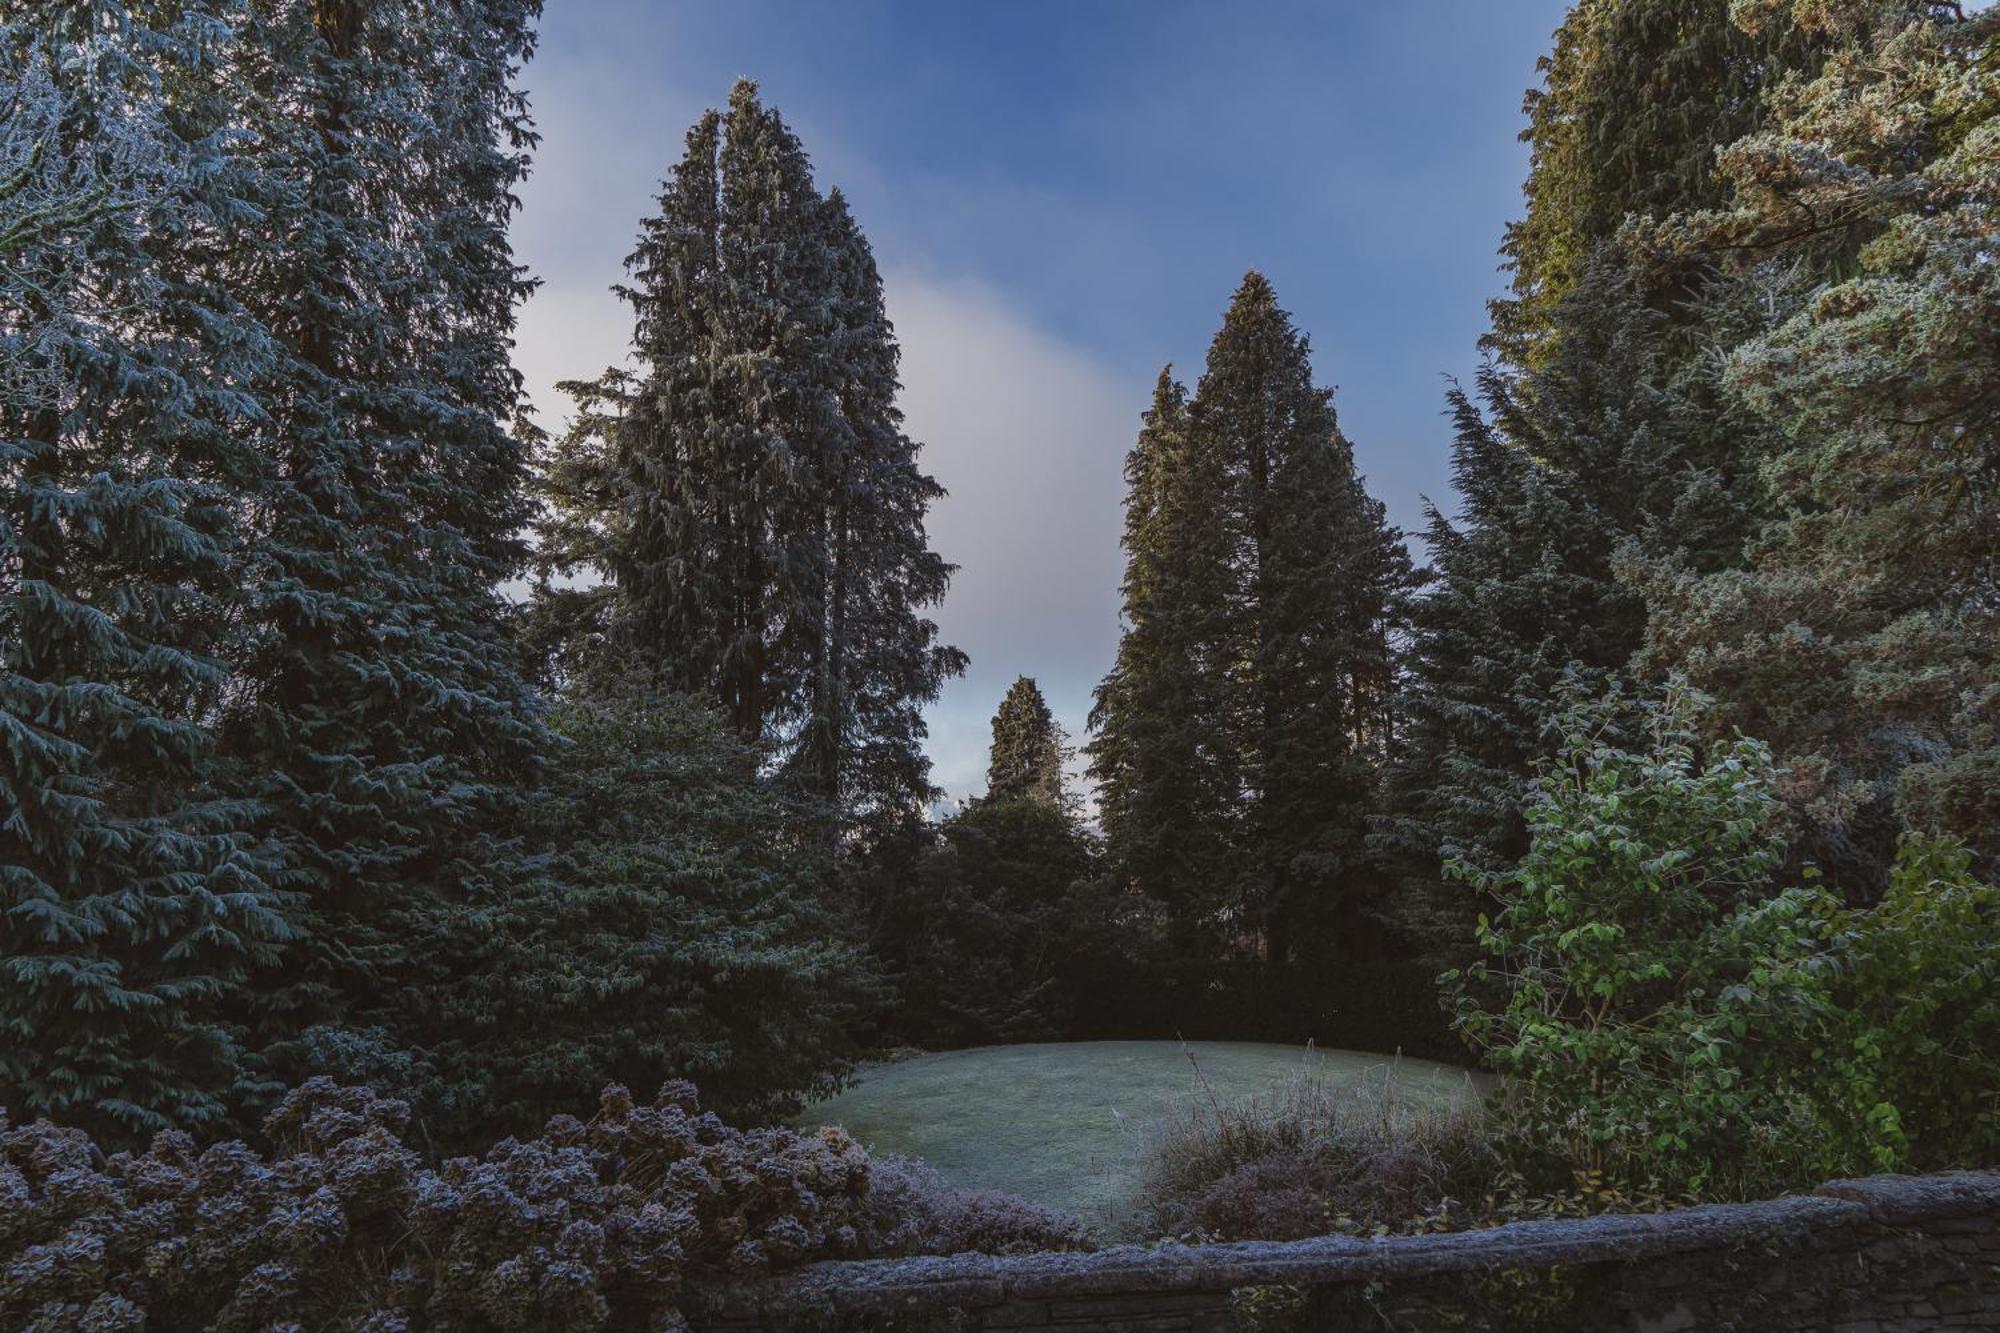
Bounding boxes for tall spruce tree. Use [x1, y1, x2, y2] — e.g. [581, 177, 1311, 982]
[216, 0, 547, 1072]
[1379, 379, 1621, 954]
[1383, 0, 1838, 965]
[1381, 259, 1784, 959]
[1089, 368, 1240, 947]
[539, 82, 961, 828]
[986, 676, 1071, 812]
[0, 4, 291, 1140]
[1093, 276, 1414, 963]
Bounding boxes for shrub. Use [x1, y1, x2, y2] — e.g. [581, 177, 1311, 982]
[348, 677, 881, 1149]
[0, 1077, 1088, 1331]
[866, 1156, 1093, 1254]
[1452, 681, 2000, 1200]
[1138, 1060, 1495, 1241]
[1813, 834, 2000, 1173]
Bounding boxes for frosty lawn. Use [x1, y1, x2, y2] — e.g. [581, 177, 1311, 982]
[796, 1041, 1480, 1235]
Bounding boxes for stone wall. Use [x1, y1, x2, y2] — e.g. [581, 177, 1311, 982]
[684, 1170, 2000, 1331]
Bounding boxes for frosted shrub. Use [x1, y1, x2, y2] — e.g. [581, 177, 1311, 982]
[1, 1078, 1088, 1331]
[866, 1156, 1092, 1255]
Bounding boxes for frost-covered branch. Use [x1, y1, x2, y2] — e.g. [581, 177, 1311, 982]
[0, 31, 173, 413]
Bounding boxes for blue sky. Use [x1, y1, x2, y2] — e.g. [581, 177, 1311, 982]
[510, 0, 1573, 802]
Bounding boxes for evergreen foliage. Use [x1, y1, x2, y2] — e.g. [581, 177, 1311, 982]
[985, 675, 1072, 812]
[1088, 367, 1239, 947]
[1627, 0, 2000, 880]
[1198, 274, 1416, 963]
[884, 798, 1110, 1049]
[1381, 259, 1780, 955]
[1492, 0, 1833, 362]
[0, 3, 291, 1140]
[212, 0, 549, 1083]
[3, 0, 565, 1144]
[369, 674, 878, 1145]
[538, 82, 962, 829]
[1384, 0, 1837, 956]
[8, 0, 2000, 1233]
[1092, 275, 1414, 964]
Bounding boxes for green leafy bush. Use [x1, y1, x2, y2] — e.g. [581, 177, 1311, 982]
[0, 1077, 1088, 1331]
[1452, 682, 2000, 1198]
[1813, 834, 2000, 1173]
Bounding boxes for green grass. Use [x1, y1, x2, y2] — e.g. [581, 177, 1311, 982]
[795, 1041, 1481, 1235]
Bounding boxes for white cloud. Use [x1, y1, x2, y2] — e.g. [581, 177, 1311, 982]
[886, 269, 1138, 804]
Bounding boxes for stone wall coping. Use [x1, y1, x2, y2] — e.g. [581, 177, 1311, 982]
[682, 1170, 2000, 1324]
[1815, 1168, 2000, 1224]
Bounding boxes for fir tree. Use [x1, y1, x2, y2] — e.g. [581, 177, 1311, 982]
[1089, 368, 1240, 949]
[1379, 382, 1608, 954]
[216, 0, 547, 1070]
[539, 82, 961, 829]
[985, 676, 1072, 813]
[1385, 0, 1838, 961]
[1381, 260, 1778, 958]
[0, 4, 290, 1140]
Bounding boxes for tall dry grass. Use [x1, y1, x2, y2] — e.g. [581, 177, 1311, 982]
[1138, 1048, 1497, 1240]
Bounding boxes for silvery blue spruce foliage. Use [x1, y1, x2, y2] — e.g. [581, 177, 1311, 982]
[1, 0, 547, 1142]
[211, 0, 548, 1074]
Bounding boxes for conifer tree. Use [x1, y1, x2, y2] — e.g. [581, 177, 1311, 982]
[1379, 384, 1612, 953]
[1093, 277, 1414, 963]
[401, 671, 877, 1143]
[539, 82, 961, 828]
[1492, 0, 1833, 363]
[215, 0, 547, 1066]
[0, 4, 290, 1139]
[1193, 273, 1415, 962]
[1385, 0, 1839, 964]
[1089, 369, 1240, 946]
[986, 676, 1071, 813]
[1381, 261, 1778, 958]
[1627, 0, 2000, 879]
[789, 189, 964, 823]
[889, 796, 1107, 1048]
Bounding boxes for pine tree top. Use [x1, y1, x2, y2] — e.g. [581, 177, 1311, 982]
[987, 676, 1072, 814]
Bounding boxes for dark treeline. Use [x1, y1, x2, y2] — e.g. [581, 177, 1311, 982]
[4, 0, 1996, 1159]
